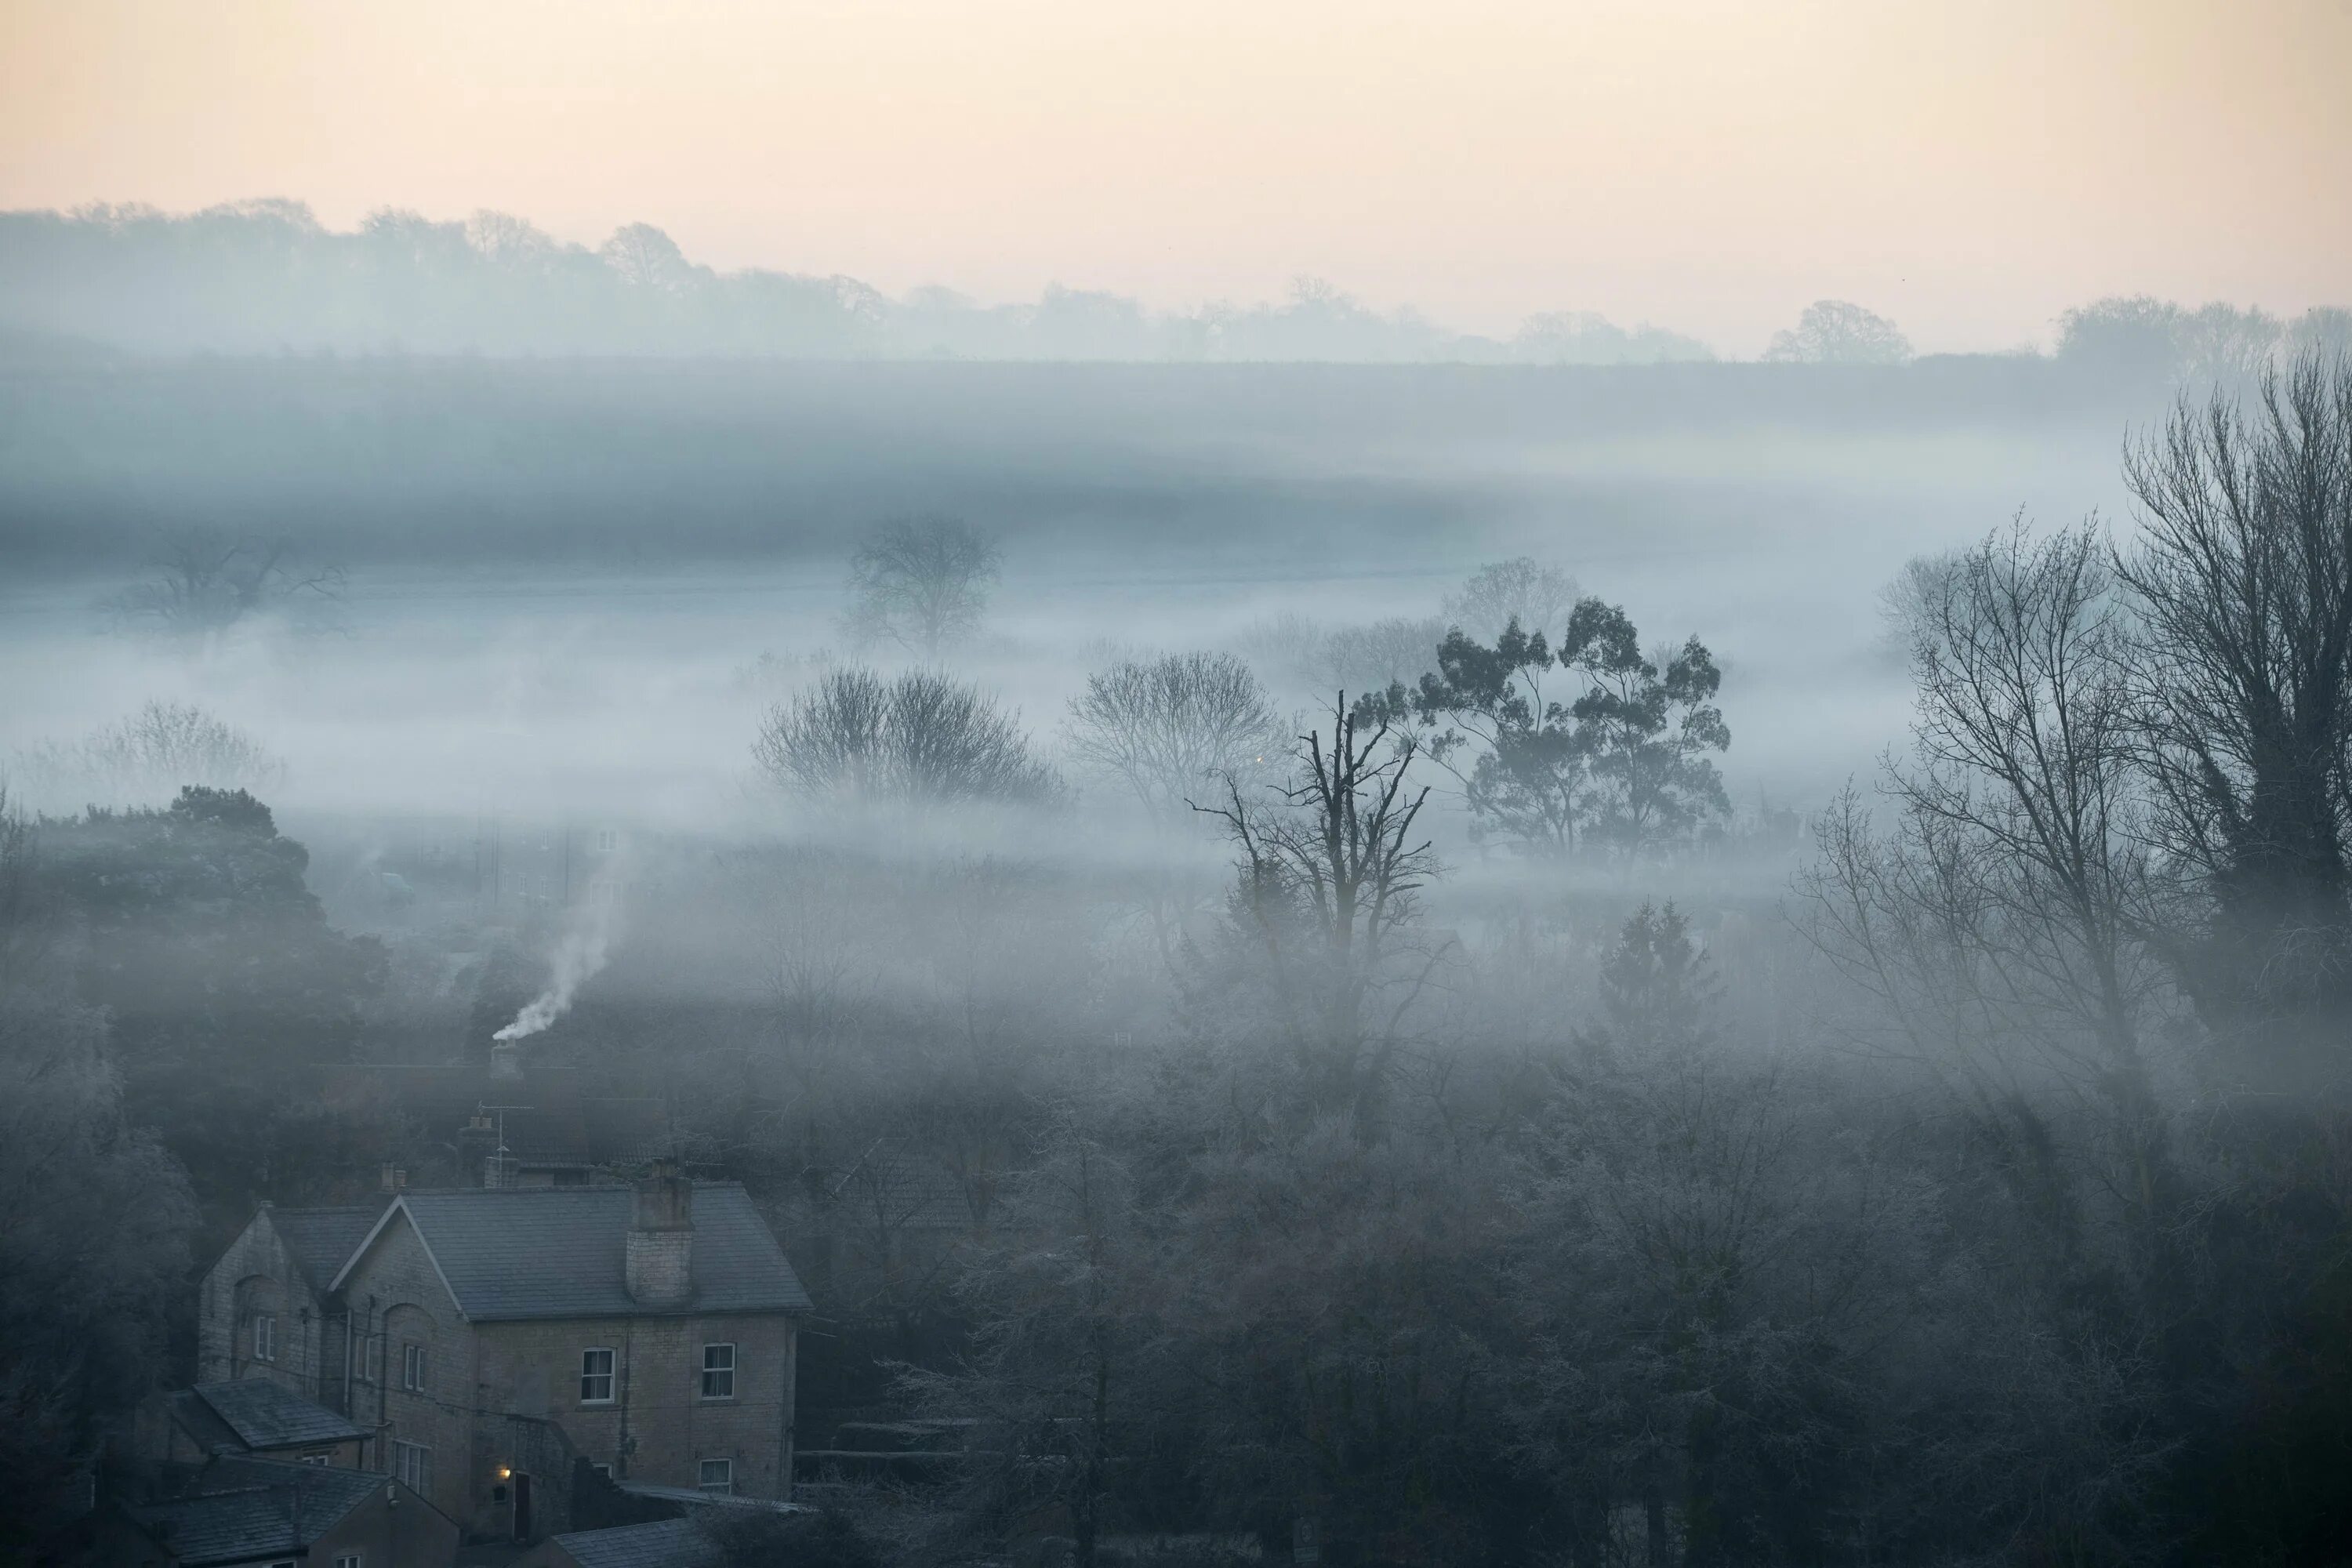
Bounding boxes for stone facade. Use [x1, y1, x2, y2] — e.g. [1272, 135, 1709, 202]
[194, 1205, 342, 1400]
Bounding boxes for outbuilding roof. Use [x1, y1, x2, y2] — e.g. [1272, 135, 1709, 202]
[333, 1183, 813, 1321]
[549, 1518, 719, 1568]
[125, 1459, 383, 1566]
[181, 1379, 366, 1453]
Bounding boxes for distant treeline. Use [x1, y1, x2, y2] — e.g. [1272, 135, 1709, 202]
[0, 199, 1721, 364]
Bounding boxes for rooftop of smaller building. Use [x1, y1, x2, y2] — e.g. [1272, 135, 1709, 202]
[550, 1517, 718, 1568]
[179, 1379, 367, 1454]
[126, 1458, 384, 1566]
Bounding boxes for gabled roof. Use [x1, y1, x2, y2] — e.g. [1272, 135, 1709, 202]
[125, 1458, 383, 1566]
[332, 1184, 813, 1321]
[264, 1203, 387, 1292]
[183, 1380, 365, 1453]
[550, 1518, 719, 1568]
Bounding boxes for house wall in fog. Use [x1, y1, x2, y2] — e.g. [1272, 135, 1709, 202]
[197, 1207, 339, 1400]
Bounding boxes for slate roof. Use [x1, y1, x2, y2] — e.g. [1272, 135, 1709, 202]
[267, 1203, 386, 1291]
[185, 1380, 366, 1452]
[338, 1183, 813, 1320]
[126, 1458, 382, 1566]
[550, 1518, 720, 1568]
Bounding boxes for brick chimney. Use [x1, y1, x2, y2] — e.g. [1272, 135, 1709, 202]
[488, 1041, 524, 1082]
[626, 1160, 693, 1305]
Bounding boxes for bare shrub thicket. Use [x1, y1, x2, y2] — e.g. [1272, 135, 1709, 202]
[1063, 651, 1285, 820]
[754, 667, 1059, 808]
[11, 700, 285, 810]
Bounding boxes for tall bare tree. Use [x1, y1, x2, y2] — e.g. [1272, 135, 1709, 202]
[1900, 519, 2158, 1104]
[2116, 350, 2352, 1067]
[1195, 696, 1443, 1123]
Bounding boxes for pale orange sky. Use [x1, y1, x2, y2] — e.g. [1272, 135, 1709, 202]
[2, 0, 2347, 353]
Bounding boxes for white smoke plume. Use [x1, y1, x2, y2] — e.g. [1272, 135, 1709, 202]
[492, 874, 625, 1041]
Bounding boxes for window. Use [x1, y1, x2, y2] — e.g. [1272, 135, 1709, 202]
[360, 1335, 381, 1385]
[596, 829, 618, 853]
[394, 1440, 431, 1494]
[700, 1343, 735, 1399]
[252, 1313, 275, 1362]
[579, 1348, 615, 1403]
[336, 1556, 361, 1568]
[401, 1341, 427, 1392]
[697, 1458, 733, 1494]
[300, 1452, 331, 1466]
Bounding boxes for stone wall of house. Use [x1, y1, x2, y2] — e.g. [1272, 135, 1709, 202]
[198, 1206, 333, 1402]
[336, 1211, 482, 1530]
[474, 1312, 797, 1501]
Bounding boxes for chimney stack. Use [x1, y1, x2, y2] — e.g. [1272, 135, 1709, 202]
[488, 1041, 524, 1082]
[626, 1159, 693, 1305]
[458, 1114, 496, 1189]
[378, 1163, 407, 1194]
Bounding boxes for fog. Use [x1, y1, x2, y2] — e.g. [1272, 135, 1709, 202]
[3, 336, 2153, 832]
[10, 203, 2352, 1567]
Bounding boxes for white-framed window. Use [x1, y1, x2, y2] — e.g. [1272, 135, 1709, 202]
[697, 1457, 733, 1494]
[252, 1313, 275, 1362]
[360, 1335, 381, 1384]
[394, 1440, 430, 1494]
[336, 1555, 361, 1568]
[301, 1452, 331, 1466]
[700, 1343, 735, 1399]
[591, 1462, 613, 1480]
[579, 1347, 615, 1403]
[596, 829, 618, 853]
[401, 1341, 427, 1392]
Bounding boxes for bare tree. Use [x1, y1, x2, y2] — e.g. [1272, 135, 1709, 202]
[1443, 557, 1581, 644]
[1762, 299, 1911, 365]
[844, 515, 1001, 660]
[1064, 651, 1284, 820]
[753, 667, 1058, 808]
[1896, 518, 2172, 1207]
[2115, 350, 2352, 1064]
[1194, 696, 1444, 1122]
[107, 524, 343, 640]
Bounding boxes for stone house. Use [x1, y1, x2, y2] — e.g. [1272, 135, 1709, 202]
[195, 1167, 811, 1544]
